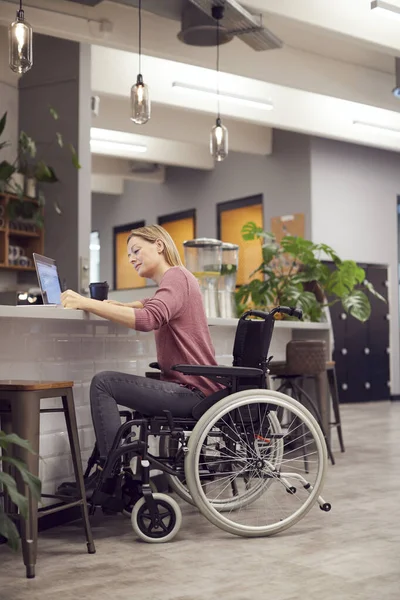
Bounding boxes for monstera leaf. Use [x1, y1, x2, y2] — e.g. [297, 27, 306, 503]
[0, 431, 41, 551]
[341, 290, 371, 322]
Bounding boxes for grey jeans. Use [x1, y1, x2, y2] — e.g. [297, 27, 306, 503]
[90, 371, 205, 461]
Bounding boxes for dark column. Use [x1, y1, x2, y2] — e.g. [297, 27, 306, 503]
[18, 33, 91, 291]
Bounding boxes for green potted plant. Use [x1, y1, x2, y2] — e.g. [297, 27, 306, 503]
[0, 430, 41, 550]
[236, 221, 386, 322]
[0, 107, 80, 227]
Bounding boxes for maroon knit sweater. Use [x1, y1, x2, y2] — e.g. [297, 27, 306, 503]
[134, 266, 222, 396]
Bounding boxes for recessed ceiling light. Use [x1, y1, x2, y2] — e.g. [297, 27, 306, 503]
[90, 140, 147, 155]
[172, 81, 274, 111]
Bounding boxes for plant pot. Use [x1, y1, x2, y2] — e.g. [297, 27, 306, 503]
[5, 172, 25, 194]
[25, 177, 37, 199]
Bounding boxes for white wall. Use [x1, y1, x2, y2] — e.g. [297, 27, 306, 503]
[310, 136, 400, 395]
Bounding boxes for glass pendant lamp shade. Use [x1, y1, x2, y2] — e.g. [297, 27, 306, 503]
[210, 117, 228, 162]
[9, 9, 33, 74]
[130, 74, 150, 125]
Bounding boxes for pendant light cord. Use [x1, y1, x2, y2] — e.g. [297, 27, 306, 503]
[138, 0, 142, 75]
[216, 16, 220, 119]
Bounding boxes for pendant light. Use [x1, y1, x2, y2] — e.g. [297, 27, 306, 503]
[210, 5, 228, 162]
[9, 0, 33, 74]
[130, 0, 150, 124]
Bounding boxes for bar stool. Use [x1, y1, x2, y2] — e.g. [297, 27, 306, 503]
[0, 380, 96, 578]
[326, 361, 345, 453]
[268, 340, 336, 465]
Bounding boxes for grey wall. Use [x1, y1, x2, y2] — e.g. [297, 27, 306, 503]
[310, 136, 400, 395]
[19, 34, 91, 291]
[0, 28, 20, 292]
[92, 129, 312, 285]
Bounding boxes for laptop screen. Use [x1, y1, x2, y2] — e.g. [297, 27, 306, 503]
[33, 254, 62, 305]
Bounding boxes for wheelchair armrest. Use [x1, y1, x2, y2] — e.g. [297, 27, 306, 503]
[172, 364, 263, 378]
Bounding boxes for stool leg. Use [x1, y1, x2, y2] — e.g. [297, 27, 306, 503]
[292, 378, 335, 466]
[327, 368, 345, 453]
[287, 380, 309, 474]
[1, 410, 18, 516]
[11, 392, 41, 579]
[62, 390, 96, 555]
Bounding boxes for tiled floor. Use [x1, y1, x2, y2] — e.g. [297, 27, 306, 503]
[1, 401, 399, 600]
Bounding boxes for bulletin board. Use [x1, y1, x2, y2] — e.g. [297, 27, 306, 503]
[270, 213, 305, 242]
[270, 213, 305, 274]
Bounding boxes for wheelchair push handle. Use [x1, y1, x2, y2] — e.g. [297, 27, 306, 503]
[241, 306, 303, 320]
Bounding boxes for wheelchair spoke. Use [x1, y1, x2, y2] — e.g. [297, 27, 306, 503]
[185, 391, 327, 536]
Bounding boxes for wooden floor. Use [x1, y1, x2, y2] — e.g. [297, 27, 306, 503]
[1, 401, 399, 600]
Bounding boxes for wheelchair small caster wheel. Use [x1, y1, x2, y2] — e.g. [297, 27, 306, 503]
[320, 503, 331, 512]
[286, 486, 296, 494]
[122, 479, 158, 518]
[131, 493, 182, 543]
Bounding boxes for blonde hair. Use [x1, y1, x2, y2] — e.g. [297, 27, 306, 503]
[127, 224, 184, 267]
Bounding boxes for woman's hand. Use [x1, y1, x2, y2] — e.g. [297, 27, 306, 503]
[61, 289, 88, 310]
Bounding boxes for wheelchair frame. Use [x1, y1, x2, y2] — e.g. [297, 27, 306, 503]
[79, 307, 332, 542]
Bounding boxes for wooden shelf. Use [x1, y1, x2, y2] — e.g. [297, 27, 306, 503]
[0, 264, 36, 272]
[1, 192, 39, 205]
[0, 193, 44, 269]
[8, 229, 40, 238]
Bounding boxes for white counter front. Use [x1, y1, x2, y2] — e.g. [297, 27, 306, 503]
[0, 306, 330, 495]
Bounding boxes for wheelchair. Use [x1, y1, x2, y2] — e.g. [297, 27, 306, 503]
[80, 306, 331, 542]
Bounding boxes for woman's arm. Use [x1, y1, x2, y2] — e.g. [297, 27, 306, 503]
[61, 290, 137, 328]
[104, 300, 144, 309]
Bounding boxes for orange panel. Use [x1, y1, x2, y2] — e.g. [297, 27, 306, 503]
[220, 204, 263, 285]
[116, 230, 146, 290]
[161, 217, 195, 264]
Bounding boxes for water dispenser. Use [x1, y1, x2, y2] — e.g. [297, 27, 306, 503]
[218, 242, 239, 318]
[183, 238, 222, 318]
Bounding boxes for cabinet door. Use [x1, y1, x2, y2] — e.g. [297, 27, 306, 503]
[365, 265, 390, 401]
[328, 263, 389, 403]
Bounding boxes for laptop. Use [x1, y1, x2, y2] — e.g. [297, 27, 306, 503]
[32, 253, 63, 306]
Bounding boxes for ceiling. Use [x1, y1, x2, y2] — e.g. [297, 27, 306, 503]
[1, 0, 400, 192]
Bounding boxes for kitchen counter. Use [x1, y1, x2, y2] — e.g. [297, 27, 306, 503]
[0, 306, 331, 495]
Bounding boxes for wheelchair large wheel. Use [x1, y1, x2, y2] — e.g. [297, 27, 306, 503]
[159, 415, 282, 511]
[185, 389, 327, 538]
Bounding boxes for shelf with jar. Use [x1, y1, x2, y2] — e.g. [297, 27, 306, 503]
[0, 193, 44, 271]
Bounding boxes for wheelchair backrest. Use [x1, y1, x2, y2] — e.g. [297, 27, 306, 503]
[232, 310, 275, 372]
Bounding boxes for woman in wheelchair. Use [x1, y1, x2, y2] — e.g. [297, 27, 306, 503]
[59, 225, 331, 543]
